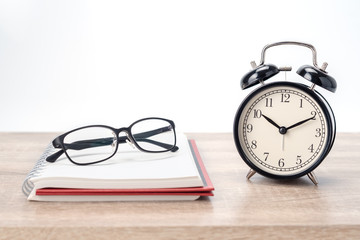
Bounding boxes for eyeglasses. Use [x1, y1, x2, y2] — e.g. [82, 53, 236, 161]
[46, 117, 178, 165]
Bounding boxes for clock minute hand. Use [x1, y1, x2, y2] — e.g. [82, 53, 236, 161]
[287, 116, 315, 130]
[262, 114, 281, 129]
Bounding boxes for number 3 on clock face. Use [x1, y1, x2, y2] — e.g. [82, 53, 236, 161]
[234, 82, 336, 179]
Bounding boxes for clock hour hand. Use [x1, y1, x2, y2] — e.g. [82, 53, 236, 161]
[262, 114, 281, 129]
[287, 116, 315, 130]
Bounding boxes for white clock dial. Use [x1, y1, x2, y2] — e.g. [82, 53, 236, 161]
[236, 83, 330, 177]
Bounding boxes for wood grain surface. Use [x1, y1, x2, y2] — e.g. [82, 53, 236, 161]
[0, 132, 359, 239]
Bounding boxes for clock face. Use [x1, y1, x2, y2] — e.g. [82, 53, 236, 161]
[234, 82, 334, 178]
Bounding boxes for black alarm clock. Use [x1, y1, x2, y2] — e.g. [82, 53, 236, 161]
[233, 41, 336, 185]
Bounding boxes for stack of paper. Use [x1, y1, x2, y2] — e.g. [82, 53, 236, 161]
[22, 133, 214, 201]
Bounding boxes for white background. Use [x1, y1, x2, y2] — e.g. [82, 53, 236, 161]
[0, 0, 359, 132]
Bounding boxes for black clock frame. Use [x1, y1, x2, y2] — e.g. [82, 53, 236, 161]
[233, 81, 336, 180]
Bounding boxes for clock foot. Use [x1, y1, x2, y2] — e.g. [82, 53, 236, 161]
[307, 172, 318, 185]
[246, 169, 257, 180]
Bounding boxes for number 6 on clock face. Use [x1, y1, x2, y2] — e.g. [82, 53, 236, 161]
[234, 81, 336, 180]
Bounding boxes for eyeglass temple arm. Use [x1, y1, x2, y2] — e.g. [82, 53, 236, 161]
[46, 137, 116, 163]
[46, 126, 178, 163]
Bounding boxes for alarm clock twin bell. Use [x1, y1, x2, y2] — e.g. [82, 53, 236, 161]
[233, 41, 337, 185]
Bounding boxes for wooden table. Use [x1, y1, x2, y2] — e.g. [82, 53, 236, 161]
[0, 132, 359, 239]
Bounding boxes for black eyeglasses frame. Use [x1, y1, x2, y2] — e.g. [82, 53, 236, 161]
[46, 117, 178, 165]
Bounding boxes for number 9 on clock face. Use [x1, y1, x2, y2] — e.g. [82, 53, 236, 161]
[233, 82, 336, 179]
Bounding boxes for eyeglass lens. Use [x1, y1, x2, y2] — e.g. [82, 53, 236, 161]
[63, 127, 117, 164]
[131, 119, 175, 152]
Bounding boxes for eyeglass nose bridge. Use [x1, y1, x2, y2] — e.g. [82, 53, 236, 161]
[125, 132, 136, 149]
[116, 128, 136, 149]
